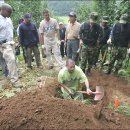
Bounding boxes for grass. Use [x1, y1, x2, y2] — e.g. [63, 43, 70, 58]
[115, 105, 130, 117]
[57, 16, 68, 24]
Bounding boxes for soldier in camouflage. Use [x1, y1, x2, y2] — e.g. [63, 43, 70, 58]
[79, 12, 103, 75]
[95, 16, 111, 65]
[107, 14, 130, 76]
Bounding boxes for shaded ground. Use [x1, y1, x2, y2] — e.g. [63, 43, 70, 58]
[0, 71, 130, 129]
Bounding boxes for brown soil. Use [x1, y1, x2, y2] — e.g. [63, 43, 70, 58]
[0, 71, 130, 130]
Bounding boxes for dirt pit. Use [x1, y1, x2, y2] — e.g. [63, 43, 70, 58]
[0, 71, 130, 129]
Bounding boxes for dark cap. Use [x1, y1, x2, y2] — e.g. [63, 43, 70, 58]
[24, 13, 32, 19]
[102, 16, 109, 23]
[119, 14, 129, 24]
[89, 12, 98, 23]
[69, 12, 76, 18]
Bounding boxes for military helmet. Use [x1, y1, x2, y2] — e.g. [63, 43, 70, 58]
[119, 14, 129, 24]
[102, 16, 109, 23]
[89, 12, 98, 23]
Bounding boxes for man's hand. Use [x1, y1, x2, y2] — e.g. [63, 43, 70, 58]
[41, 45, 46, 51]
[57, 40, 61, 47]
[79, 40, 83, 47]
[86, 88, 92, 95]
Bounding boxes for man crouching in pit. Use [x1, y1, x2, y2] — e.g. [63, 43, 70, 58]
[58, 59, 92, 100]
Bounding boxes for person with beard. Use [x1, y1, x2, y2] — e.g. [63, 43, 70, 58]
[106, 14, 130, 76]
[79, 12, 103, 75]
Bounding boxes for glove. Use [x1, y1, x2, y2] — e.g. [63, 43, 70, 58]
[77, 48, 80, 53]
[128, 48, 130, 54]
[107, 38, 112, 44]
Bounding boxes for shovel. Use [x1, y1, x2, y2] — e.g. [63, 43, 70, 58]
[61, 85, 104, 101]
[77, 86, 104, 101]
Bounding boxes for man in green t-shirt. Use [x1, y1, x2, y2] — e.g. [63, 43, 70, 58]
[58, 59, 92, 100]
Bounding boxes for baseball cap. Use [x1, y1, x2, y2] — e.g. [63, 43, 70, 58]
[69, 12, 76, 18]
[24, 13, 32, 19]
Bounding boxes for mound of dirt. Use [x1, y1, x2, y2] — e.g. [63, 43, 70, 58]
[0, 72, 130, 129]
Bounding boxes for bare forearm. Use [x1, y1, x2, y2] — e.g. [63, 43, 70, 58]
[85, 78, 89, 90]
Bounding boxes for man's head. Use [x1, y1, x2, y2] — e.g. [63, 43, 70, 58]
[69, 12, 76, 23]
[89, 12, 98, 25]
[24, 13, 32, 24]
[66, 59, 75, 73]
[119, 14, 129, 24]
[0, 3, 12, 17]
[59, 22, 64, 29]
[102, 16, 109, 27]
[43, 9, 50, 21]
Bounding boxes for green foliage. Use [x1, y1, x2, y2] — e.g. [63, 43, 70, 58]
[93, 0, 117, 25]
[76, 2, 92, 23]
[76, 0, 130, 25]
[115, 105, 130, 116]
[115, 0, 130, 22]
[4, 0, 48, 35]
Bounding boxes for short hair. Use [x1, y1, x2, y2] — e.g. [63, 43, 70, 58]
[43, 8, 49, 14]
[0, 3, 12, 11]
[66, 59, 75, 66]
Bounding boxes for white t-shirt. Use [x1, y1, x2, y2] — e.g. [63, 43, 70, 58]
[39, 18, 59, 44]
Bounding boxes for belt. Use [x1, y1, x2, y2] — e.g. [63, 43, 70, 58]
[67, 39, 79, 41]
[0, 40, 7, 44]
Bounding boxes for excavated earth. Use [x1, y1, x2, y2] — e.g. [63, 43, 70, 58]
[0, 71, 130, 129]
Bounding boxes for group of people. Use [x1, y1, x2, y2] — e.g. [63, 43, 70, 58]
[0, 3, 130, 100]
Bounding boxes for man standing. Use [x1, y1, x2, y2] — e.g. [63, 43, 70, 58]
[59, 22, 66, 58]
[96, 16, 111, 65]
[107, 14, 130, 76]
[79, 12, 103, 75]
[0, 3, 22, 87]
[19, 13, 42, 69]
[39, 9, 64, 69]
[58, 59, 92, 99]
[65, 12, 81, 64]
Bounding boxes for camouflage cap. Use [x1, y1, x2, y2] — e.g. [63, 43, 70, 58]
[119, 14, 129, 24]
[102, 16, 109, 23]
[89, 12, 98, 23]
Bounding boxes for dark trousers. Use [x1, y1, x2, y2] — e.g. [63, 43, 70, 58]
[23, 45, 41, 68]
[60, 42, 66, 58]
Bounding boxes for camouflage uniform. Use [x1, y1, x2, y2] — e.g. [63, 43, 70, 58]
[108, 47, 127, 73]
[80, 45, 98, 72]
[107, 14, 130, 74]
[79, 20, 103, 73]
